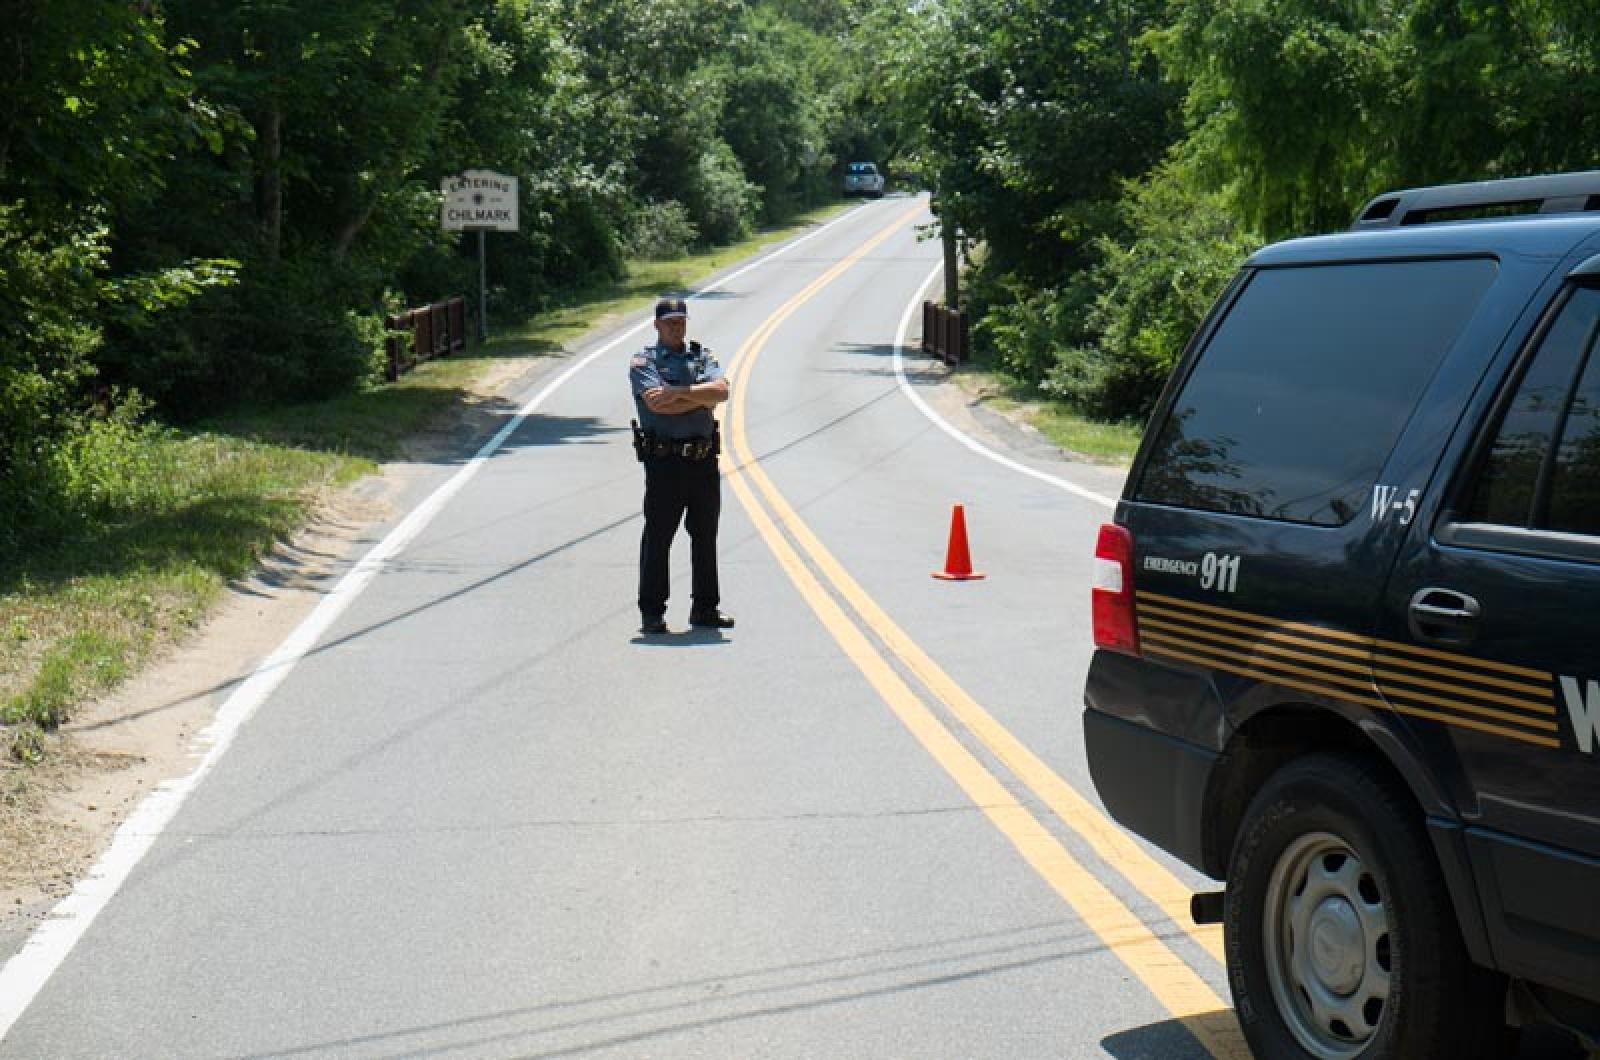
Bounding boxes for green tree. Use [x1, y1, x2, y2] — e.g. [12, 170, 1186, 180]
[426, 0, 635, 305]
[0, 2, 201, 538]
[0, 0, 199, 216]
[1153, 0, 1406, 239]
[1047, 151, 1260, 419]
[885, 0, 1179, 285]
[560, 0, 753, 239]
[102, 0, 482, 412]
[715, 7, 836, 220]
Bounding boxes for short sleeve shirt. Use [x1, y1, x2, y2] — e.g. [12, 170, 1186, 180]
[629, 341, 726, 439]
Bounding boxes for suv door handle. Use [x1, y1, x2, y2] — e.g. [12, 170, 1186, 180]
[1408, 588, 1481, 646]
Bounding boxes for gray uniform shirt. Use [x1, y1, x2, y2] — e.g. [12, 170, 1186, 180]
[629, 340, 726, 439]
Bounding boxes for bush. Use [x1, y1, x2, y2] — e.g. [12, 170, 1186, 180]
[683, 143, 760, 246]
[1046, 161, 1260, 420]
[0, 208, 107, 551]
[493, 178, 630, 315]
[0, 391, 161, 562]
[102, 254, 387, 417]
[974, 273, 1096, 388]
[622, 200, 699, 260]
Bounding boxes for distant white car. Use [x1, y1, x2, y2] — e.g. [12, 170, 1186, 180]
[842, 162, 885, 198]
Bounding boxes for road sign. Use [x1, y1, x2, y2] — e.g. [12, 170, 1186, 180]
[442, 170, 518, 231]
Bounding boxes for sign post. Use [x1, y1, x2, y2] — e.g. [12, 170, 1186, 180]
[442, 170, 519, 342]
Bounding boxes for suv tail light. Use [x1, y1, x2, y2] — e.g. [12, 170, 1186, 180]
[1092, 523, 1139, 654]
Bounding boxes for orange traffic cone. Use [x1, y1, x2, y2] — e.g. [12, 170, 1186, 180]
[933, 504, 986, 580]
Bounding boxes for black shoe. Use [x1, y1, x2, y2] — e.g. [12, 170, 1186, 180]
[640, 615, 668, 635]
[689, 608, 735, 629]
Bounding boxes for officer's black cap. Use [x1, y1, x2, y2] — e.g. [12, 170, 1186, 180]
[654, 297, 688, 320]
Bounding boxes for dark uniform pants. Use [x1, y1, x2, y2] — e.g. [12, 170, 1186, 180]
[638, 456, 720, 619]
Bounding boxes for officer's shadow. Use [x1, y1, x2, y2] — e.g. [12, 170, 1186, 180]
[630, 627, 732, 646]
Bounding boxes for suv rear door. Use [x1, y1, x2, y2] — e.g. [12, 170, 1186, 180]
[1378, 273, 1600, 1002]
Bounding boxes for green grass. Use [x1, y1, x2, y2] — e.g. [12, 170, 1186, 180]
[952, 365, 1144, 464]
[0, 203, 852, 763]
[1, 429, 351, 760]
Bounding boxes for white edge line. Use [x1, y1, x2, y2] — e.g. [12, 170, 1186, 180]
[892, 263, 1117, 510]
[0, 199, 876, 1041]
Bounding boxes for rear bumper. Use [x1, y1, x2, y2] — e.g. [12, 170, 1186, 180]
[1083, 707, 1218, 876]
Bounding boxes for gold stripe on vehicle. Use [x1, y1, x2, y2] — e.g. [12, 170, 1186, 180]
[1370, 681, 1557, 732]
[1138, 601, 1374, 665]
[1372, 650, 1551, 700]
[1140, 590, 1375, 647]
[1140, 590, 1553, 694]
[1140, 615, 1371, 680]
[1144, 622, 1555, 730]
[1383, 701, 1560, 747]
[1141, 629, 1380, 699]
[1141, 631, 1385, 703]
[1142, 641, 1561, 748]
[1372, 663, 1555, 717]
[1145, 630, 1555, 736]
[1374, 635, 1550, 681]
[1142, 640, 1395, 712]
[1140, 592, 1561, 743]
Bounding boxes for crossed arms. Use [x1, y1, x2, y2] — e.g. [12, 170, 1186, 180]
[641, 378, 729, 415]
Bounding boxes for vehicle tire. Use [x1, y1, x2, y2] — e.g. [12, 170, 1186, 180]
[1224, 753, 1507, 1060]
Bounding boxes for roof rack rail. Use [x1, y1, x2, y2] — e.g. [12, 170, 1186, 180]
[1351, 171, 1600, 230]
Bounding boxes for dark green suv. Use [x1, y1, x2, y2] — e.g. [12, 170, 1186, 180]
[1084, 171, 1600, 1060]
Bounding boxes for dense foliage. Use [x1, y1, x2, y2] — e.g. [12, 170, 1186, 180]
[9, 0, 1600, 557]
[874, 0, 1600, 421]
[0, 0, 881, 553]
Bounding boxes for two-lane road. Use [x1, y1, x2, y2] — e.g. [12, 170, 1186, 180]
[10, 195, 1562, 1059]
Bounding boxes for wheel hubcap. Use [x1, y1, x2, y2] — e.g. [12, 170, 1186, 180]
[1308, 897, 1364, 994]
[1262, 832, 1392, 1059]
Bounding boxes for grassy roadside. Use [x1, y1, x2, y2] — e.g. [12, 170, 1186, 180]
[945, 365, 1144, 464]
[0, 203, 852, 769]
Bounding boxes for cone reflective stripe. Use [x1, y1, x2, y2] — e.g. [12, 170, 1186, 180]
[933, 504, 986, 580]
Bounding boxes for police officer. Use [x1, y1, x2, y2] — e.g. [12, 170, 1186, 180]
[631, 297, 734, 634]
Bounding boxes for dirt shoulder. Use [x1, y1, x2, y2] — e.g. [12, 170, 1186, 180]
[0, 356, 541, 952]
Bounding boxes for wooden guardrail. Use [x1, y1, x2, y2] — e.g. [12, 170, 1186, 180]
[921, 301, 968, 365]
[385, 296, 468, 381]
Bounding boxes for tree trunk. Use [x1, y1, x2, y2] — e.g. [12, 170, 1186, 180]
[333, 192, 378, 261]
[943, 223, 960, 307]
[256, 102, 282, 261]
[333, 29, 459, 261]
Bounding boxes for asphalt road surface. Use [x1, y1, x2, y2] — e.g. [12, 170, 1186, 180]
[0, 196, 1583, 1059]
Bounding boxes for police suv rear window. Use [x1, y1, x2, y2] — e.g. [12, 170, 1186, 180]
[1136, 258, 1497, 525]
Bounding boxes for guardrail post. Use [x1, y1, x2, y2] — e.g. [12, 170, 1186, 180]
[384, 295, 468, 382]
[384, 313, 402, 382]
[415, 308, 434, 365]
[430, 302, 448, 357]
[448, 297, 466, 353]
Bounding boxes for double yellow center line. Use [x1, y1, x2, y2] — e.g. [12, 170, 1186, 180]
[714, 206, 1249, 1058]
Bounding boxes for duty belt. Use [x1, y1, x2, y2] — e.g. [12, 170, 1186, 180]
[632, 421, 719, 461]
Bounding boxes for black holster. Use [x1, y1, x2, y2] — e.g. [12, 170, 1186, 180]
[632, 420, 719, 462]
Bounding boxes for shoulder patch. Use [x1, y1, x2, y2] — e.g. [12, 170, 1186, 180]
[630, 354, 649, 368]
